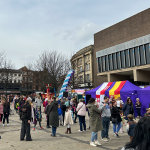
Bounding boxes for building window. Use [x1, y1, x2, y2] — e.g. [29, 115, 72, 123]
[98, 57, 102, 73]
[79, 66, 83, 73]
[105, 55, 109, 71]
[139, 45, 146, 65]
[134, 47, 140, 66]
[129, 48, 135, 67]
[125, 49, 130, 68]
[85, 74, 90, 82]
[102, 56, 106, 72]
[108, 54, 113, 71]
[85, 63, 90, 71]
[144, 43, 150, 64]
[79, 76, 83, 83]
[116, 52, 121, 69]
[121, 51, 126, 68]
[112, 53, 117, 70]
[85, 55, 90, 62]
[78, 58, 82, 66]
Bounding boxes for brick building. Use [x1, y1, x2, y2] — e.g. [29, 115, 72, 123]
[94, 8, 150, 87]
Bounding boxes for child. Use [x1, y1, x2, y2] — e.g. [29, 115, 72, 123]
[126, 114, 136, 142]
[58, 104, 63, 126]
[145, 108, 150, 116]
[120, 113, 125, 133]
[33, 106, 43, 130]
[64, 106, 74, 134]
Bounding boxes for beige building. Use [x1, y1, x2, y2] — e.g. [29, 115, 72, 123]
[71, 45, 94, 89]
[93, 8, 150, 87]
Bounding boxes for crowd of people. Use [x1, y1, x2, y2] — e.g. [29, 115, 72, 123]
[0, 93, 150, 149]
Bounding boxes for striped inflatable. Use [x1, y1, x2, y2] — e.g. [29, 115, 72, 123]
[58, 70, 74, 99]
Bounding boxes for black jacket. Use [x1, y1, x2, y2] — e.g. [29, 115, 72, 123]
[61, 104, 66, 112]
[47, 100, 59, 127]
[20, 102, 31, 121]
[111, 106, 122, 123]
[3, 102, 10, 114]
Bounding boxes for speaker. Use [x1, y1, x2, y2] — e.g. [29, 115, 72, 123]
[63, 92, 68, 98]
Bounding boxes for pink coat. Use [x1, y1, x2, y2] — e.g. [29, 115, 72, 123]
[76, 102, 86, 116]
[0, 103, 3, 114]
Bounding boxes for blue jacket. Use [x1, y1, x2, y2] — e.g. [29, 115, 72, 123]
[58, 108, 63, 115]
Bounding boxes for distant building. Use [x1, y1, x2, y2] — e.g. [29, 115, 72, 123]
[71, 45, 94, 89]
[0, 68, 22, 94]
[19, 66, 34, 95]
[0, 66, 43, 95]
[94, 8, 150, 87]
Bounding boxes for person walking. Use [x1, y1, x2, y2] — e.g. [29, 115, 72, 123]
[116, 97, 124, 110]
[121, 116, 150, 150]
[44, 95, 51, 128]
[135, 98, 141, 119]
[87, 98, 102, 147]
[33, 106, 43, 131]
[0, 99, 4, 124]
[60, 101, 66, 125]
[100, 96, 111, 142]
[47, 97, 59, 137]
[111, 101, 122, 137]
[3, 99, 10, 126]
[126, 114, 136, 142]
[72, 98, 78, 123]
[76, 99, 86, 132]
[58, 104, 63, 126]
[123, 97, 134, 120]
[64, 106, 74, 134]
[35, 94, 42, 110]
[20, 99, 32, 141]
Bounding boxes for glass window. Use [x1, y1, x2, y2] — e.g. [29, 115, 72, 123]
[125, 49, 130, 68]
[85, 63, 90, 71]
[105, 55, 109, 71]
[139, 45, 146, 65]
[134, 47, 140, 66]
[98, 57, 102, 73]
[129, 48, 135, 67]
[108, 54, 113, 70]
[144, 43, 150, 64]
[112, 53, 117, 70]
[86, 74, 90, 82]
[102, 56, 106, 72]
[116, 52, 121, 69]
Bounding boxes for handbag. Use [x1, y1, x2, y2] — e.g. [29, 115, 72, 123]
[112, 117, 118, 124]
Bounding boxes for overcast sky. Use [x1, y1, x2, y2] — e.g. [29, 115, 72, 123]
[0, 0, 150, 69]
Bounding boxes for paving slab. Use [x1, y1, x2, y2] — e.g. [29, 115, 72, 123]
[0, 107, 129, 150]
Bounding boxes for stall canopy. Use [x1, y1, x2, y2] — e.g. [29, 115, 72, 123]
[85, 85, 102, 99]
[137, 86, 150, 115]
[86, 81, 141, 110]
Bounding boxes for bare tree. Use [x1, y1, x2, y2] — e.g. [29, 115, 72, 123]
[34, 51, 71, 93]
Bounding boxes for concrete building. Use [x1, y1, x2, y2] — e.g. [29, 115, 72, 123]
[71, 45, 94, 89]
[94, 8, 150, 87]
